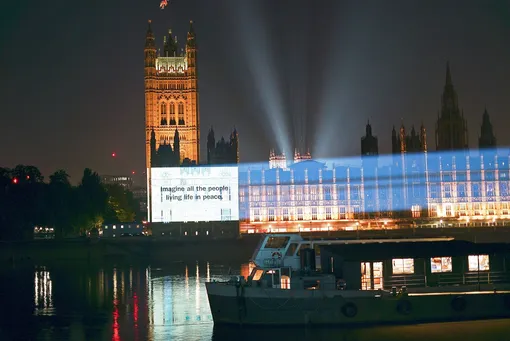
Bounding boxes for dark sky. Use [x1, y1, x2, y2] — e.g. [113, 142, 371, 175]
[1, 0, 510, 183]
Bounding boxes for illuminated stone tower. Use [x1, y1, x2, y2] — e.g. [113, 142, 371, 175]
[144, 20, 199, 170]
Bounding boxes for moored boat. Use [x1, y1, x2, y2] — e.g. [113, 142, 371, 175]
[206, 237, 510, 326]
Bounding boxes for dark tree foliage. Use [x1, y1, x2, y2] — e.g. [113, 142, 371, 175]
[0, 165, 142, 240]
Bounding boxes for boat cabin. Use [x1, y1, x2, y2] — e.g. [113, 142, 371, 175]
[251, 234, 455, 272]
[247, 264, 337, 291]
[320, 240, 510, 291]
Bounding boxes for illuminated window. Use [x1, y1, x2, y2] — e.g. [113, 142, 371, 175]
[311, 207, 318, 220]
[444, 184, 452, 198]
[339, 207, 346, 219]
[392, 258, 414, 274]
[500, 183, 509, 197]
[297, 208, 303, 221]
[295, 187, 303, 201]
[472, 183, 481, 199]
[487, 183, 495, 197]
[411, 205, 421, 218]
[178, 103, 185, 125]
[324, 186, 331, 200]
[266, 187, 275, 202]
[325, 207, 332, 220]
[474, 203, 481, 215]
[431, 257, 452, 273]
[488, 203, 495, 215]
[268, 209, 275, 222]
[253, 209, 260, 222]
[310, 186, 317, 200]
[457, 183, 467, 197]
[282, 208, 289, 221]
[169, 103, 176, 125]
[468, 255, 490, 271]
[160, 102, 167, 125]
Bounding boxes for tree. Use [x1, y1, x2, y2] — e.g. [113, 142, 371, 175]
[73, 168, 109, 235]
[0, 165, 45, 239]
[105, 184, 138, 222]
[46, 170, 74, 238]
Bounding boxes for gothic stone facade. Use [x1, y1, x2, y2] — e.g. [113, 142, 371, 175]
[144, 20, 199, 169]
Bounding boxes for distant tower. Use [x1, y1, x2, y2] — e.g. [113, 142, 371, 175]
[269, 150, 288, 170]
[399, 123, 406, 153]
[435, 62, 469, 151]
[361, 121, 379, 156]
[391, 121, 427, 162]
[230, 128, 239, 163]
[420, 123, 427, 152]
[293, 148, 312, 164]
[206, 126, 215, 164]
[145, 19, 199, 170]
[478, 108, 497, 149]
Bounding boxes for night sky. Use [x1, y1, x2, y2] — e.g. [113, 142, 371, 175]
[1, 0, 510, 184]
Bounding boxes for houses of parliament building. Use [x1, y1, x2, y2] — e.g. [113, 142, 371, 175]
[238, 63, 507, 233]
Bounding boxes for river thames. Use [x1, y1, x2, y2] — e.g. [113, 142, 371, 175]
[1, 261, 510, 341]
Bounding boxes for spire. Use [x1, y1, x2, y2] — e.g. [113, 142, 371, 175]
[144, 19, 156, 69]
[445, 61, 452, 87]
[187, 20, 196, 48]
[365, 120, 372, 136]
[145, 19, 155, 47]
[146, 20, 153, 36]
[479, 108, 496, 149]
[420, 123, 427, 152]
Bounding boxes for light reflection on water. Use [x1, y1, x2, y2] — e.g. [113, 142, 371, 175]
[1, 262, 510, 341]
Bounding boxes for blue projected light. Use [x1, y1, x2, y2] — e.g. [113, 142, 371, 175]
[236, 148, 510, 226]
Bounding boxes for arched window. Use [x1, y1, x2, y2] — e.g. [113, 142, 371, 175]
[169, 103, 176, 125]
[160, 103, 167, 125]
[178, 103, 185, 125]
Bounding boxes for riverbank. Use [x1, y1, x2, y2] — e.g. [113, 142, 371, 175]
[2, 226, 510, 265]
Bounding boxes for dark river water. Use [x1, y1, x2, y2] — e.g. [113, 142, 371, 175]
[1, 261, 510, 341]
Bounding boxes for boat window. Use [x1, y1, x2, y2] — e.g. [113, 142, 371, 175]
[252, 269, 264, 281]
[468, 255, 490, 271]
[271, 270, 281, 287]
[297, 244, 310, 256]
[392, 258, 414, 274]
[285, 243, 298, 256]
[431, 257, 452, 273]
[264, 236, 290, 249]
[281, 276, 290, 289]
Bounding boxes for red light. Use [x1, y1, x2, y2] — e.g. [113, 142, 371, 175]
[12, 178, 18, 184]
[112, 153, 116, 157]
[132, 171, 136, 175]
[26, 175, 30, 180]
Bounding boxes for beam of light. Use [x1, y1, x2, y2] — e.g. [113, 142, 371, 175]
[312, 1, 355, 158]
[227, 0, 292, 157]
[286, 2, 311, 154]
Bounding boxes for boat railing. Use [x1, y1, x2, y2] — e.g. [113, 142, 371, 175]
[437, 271, 510, 286]
[385, 274, 427, 288]
[384, 271, 510, 289]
